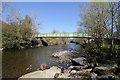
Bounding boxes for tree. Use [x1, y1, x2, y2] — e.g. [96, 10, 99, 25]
[79, 2, 120, 52]
[79, 2, 111, 48]
[2, 8, 39, 48]
[118, 16, 120, 38]
[117, 1, 120, 38]
[107, 2, 120, 52]
[20, 15, 33, 40]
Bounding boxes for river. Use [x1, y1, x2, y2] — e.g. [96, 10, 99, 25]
[2, 43, 83, 78]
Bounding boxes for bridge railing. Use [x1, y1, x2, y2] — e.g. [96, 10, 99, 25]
[34, 32, 91, 38]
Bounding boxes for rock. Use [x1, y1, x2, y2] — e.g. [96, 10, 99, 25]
[93, 65, 118, 76]
[70, 69, 92, 76]
[83, 68, 92, 72]
[63, 69, 71, 73]
[68, 66, 74, 69]
[52, 50, 79, 62]
[91, 72, 97, 78]
[97, 75, 116, 79]
[68, 66, 82, 71]
[18, 66, 61, 79]
[57, 73, 71, 78]
[69, 69, 98, 79]
[71, 71, 91, 78]
[69, 68, 97, 79]
[94, 66, 109, 71]
[70, 70, 77, 74]
[39, 64, 47, 70]
[72, 57, 87, 66]
[87, 63, 97, 68]
[0, 48, 3, 51]
[54, 73, 60, 78]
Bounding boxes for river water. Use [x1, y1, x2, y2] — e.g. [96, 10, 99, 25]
[2, 43, 83, 78]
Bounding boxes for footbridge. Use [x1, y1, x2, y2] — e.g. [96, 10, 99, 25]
[34, 32, 91, 38]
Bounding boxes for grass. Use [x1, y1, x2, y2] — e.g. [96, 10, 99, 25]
[115, 45, 120, 49]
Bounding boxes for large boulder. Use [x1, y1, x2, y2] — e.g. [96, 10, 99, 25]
[52, 50, 79, 62]
[68, 65, 89, 71]
[70, 69, 98, 79]
[93, 65, 118, 76]
[18, 66, 61, 79]
[70, 69, 92, 75]
[71, 57, 87, 66]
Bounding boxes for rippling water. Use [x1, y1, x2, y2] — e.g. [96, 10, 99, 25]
[2, 43, 83, 78]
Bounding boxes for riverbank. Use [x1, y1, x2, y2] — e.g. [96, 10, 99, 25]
[18, 50, 120, 79]
[80, 43, 120, 65]
[2, 38, 70, 51]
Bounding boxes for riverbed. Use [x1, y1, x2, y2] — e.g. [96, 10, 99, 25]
[2, 43, 83, 78]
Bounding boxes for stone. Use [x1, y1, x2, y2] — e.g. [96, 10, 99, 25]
[63, 69, 71, 73]
[97, 75, 115, 79]
[68, 66, 83, 71]
[39, 64, 47, 70]
[70, 69, 92, 76]
[76, 71, 91, 76]
[94, 66, 109, 71]
[18, 66, 61, 79]
[70, 71, 91, 78]
[52, 50, 79, 62]
[72, 57, 86, 66]
[57, 73, 71, 78]
[70, 70, 77, 74]
[91, 72, 97, 79]
[68, 66, 74, 69]
[93, 65, 118, 76]
[83, 68, 92, 72]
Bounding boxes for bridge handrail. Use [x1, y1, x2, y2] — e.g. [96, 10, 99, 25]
[34, 32, 91, 38]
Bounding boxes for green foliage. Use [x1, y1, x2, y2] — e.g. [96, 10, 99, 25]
[79, 2, 111, 38]
[2, 14, 36, 49]
[79, 2, 120, 64]
[118, 16, 120, 37]
[78, 2, 119, 48]
[115, 45, 120, 49]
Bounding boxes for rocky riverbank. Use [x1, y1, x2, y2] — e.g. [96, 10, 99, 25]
[2, 38, 70, 51]
[18, 50, 120, 79]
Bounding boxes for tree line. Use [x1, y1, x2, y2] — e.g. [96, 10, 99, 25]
[2, 4, 39, 49]
[79, 2, 120, 50]
[78, 2, 120, 64]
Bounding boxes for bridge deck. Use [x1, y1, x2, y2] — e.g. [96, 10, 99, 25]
[34, 33, 91, 38]
[33, 33, 120, 39]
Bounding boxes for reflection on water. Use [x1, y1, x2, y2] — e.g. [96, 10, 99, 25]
[2, 43, 82, 78]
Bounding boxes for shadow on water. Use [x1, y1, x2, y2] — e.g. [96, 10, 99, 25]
[2, 43, 83, 78]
